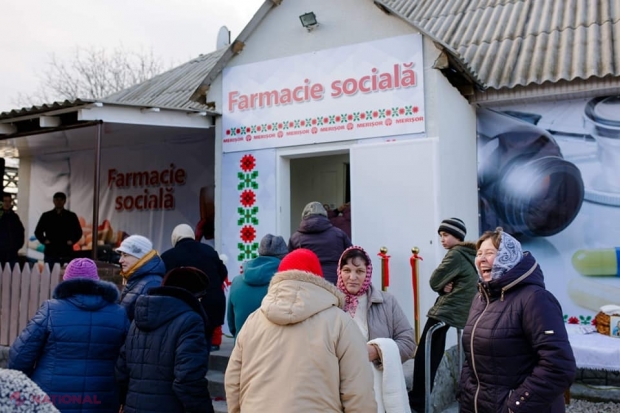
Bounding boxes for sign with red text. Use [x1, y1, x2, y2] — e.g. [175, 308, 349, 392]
[27, 139, 215, 256]
[222, 34, 425, 152]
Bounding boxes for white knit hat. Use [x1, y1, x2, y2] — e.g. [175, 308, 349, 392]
[116, 235, 153, 259]
[171, 224, 195, 247]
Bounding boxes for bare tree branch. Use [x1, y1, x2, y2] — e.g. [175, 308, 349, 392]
[11, 46, 169, 108]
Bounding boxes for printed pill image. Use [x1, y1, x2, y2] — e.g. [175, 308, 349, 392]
[568, 277, 620, 311]
[572, 248, 620, 276]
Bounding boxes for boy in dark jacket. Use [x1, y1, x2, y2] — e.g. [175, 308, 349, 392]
[409, 218, 478, 412]
[116, 267, 214, 413]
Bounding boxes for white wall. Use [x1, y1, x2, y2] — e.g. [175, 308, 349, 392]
[209, 0, 479, 346]
[228, 0, 419, 68]
[422, 50, 479, 347]
[426, 67, 479, 238]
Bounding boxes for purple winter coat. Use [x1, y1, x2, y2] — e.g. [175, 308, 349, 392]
[459, 252, 576, 413]
[288, 214, 351, 284]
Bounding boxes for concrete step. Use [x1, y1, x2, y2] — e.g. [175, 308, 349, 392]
[212, 399, 227, 413]
[209, 336, 234, 371]
[207, 370, 225, 400]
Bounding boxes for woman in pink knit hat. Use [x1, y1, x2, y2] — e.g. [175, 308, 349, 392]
[9, 258, 129, 412]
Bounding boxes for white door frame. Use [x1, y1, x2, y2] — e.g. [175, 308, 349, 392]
[276, 142, 352, 240]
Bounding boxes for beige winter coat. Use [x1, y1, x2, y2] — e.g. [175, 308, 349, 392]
[225, 270, 377, 413]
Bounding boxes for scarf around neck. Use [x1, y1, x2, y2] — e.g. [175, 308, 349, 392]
[337, 246, 373, 317]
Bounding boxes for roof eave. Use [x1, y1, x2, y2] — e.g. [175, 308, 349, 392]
[189, 0, 281, 104]
[373, 0, 485, 91]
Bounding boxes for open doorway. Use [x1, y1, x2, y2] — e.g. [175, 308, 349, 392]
[289, 153, 350, 237]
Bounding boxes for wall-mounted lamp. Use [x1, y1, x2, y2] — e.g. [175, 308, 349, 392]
[299, 12, 318, 31]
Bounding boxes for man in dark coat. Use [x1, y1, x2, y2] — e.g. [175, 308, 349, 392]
[161, 224, 228, 350]
[289, 201, 351, 284]
[0, 193, 24, 267]
[34, 192, 82, 266]
[116, 267, 215, 413]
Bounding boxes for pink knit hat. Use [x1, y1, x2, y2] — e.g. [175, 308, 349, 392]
[63, 258, 100, 281]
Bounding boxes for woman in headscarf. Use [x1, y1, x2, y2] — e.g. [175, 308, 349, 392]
[336, 246, 415, 412]
[459, 228, 576, 413]
[336, 246, 415, 363]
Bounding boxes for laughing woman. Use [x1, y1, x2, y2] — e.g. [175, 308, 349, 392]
[459, 228, 576, 413]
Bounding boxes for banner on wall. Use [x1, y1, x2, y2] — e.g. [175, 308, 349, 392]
[477, 96, 620, 324]
[27, 139, 215, 258]
[222, 34, 425, 152]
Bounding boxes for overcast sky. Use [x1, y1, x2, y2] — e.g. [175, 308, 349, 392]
[0, 0, 264, 113]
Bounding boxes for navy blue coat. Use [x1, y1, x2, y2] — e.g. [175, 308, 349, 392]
[288, 214, 351, 284]
[116, 286, 214, 413]
[161, 238, 228, 330]
[459, 253, 576, 413]
[119, 254, 165, 322]
[8, 279, 129, 413]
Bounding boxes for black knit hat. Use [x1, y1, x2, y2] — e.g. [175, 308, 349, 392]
[162, 267, 209, 298]
[438, 218, 466, 241]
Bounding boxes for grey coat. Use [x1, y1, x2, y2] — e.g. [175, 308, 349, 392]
[367, 285, 416, 363]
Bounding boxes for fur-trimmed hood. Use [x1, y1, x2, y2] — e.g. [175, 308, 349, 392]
[53, 279, 120, 311]
[454, 241, 477, 251]
[261, 270, 345, 325]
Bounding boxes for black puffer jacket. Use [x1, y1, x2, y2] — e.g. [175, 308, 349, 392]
[288, 215, 351, 284]
[161, 238, 228, 330]
[116, 287, 214, 413]
[459, 252, 576, 413]
[0, 208, 24, 263]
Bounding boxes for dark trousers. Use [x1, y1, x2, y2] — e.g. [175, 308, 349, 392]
[409, 317, 450, 412]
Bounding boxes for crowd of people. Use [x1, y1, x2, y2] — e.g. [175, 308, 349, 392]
[2, 199, 577, 413]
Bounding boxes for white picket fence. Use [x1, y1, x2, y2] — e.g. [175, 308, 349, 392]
[0, 263, 62, 346]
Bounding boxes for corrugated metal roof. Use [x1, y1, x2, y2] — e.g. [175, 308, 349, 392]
[0, 99, 94, 121]
[377, 0, 620, 90]
[104, 48, 227, 110]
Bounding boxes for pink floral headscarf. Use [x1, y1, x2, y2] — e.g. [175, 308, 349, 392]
[337, 246, 373, 317]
